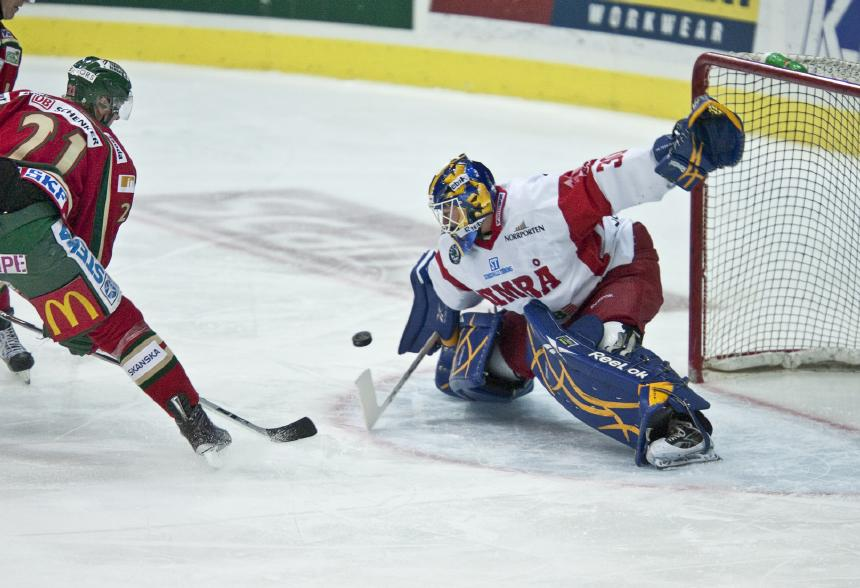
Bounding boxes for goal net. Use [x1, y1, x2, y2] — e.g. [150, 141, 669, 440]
[689, 52, 860, 382]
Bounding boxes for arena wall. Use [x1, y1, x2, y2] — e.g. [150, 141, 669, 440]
[12, 0, 860, 119]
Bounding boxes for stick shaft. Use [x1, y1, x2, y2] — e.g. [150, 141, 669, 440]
[378, 332, 439, 412]
[356, 332, 440, 430]
[0, 310, 303, 439]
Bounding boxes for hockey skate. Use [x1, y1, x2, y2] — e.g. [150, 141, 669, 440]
[167, 394, 232, 460]
[645, 416, 719, 469]
[0, 319, 34, 384]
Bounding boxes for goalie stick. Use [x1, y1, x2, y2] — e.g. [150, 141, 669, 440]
[355, 332, 439, 430]
[0, 311, 317, 443]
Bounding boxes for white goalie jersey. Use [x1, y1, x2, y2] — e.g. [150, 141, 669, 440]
[427, 147, 674, 317]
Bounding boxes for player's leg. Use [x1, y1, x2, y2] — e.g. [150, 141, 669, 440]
[397, 250, 532, 401]
[435, 311, 534, 401]
[87, 297, 232, 455]
[0, 283, 35, 378]
[530, 224, 716, 467]
[0, 200, 229, 455]
[0, 156, 37, 379]
[525, 300, 717, 468]
[578, 224, 715, 463]
[577, 222, 663, 354]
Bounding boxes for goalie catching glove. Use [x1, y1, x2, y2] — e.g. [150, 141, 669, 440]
[653, 94, 744, 191]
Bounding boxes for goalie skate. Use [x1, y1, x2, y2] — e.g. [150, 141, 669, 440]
[645, 417, 720, 469]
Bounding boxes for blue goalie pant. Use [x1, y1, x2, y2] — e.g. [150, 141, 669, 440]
[523, 300, 712, 466]
[435, 311, 534, 402]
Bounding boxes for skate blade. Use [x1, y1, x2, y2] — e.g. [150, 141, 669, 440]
[13, 369, 31, 385]
[197, 441, 230, 468]
[649, 448, 720, 470]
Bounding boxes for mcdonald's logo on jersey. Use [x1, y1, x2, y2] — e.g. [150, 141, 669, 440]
[33, 276, 105, 340]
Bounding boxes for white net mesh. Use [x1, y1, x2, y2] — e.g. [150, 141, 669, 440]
[697, 53, 860, 373]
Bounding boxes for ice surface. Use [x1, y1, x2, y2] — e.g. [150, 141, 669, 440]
[1, 58, 858, 587]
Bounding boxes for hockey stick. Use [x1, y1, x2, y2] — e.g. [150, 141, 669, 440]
[355, 332, 440, 430]
[0, 311, 317, 443]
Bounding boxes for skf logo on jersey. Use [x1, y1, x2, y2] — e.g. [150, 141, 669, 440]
[117, 174, 135, 193]
[5, 47, 21, 66]
[504, 221, 546, 242]
[448, 244, 461, 264]
[0, 254, 27, 274]
[33, 276, 105, 339]
[20, 167, 71, 213]
[482, 256, 513, 280]
[477, 265, 562, 307]
[51, 221, 122, 311]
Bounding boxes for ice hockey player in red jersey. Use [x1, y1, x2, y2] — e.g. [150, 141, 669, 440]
[0, 0, 28, 93]
[0, 0, 34, 378]
[0, 0, 29, 91]
[0, 56, 231, 458]
[400, 96, 744, 468]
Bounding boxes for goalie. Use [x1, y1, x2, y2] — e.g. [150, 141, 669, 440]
[399, 96, 744, 468]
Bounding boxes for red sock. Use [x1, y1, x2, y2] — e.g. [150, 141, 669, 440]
[89, 297, 200, 413]
[0, 284, 10, 313]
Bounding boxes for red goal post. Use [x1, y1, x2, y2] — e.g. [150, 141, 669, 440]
[688, 52, 860, 383]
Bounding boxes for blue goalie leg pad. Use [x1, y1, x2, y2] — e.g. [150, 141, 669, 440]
[523, 300, 711, 464]
[435, 311, 534, 402]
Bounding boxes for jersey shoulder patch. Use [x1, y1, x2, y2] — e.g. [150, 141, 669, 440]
[3, 46, 21, 66]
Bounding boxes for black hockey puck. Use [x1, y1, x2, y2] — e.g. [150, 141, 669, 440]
[352, 331, 372, 347]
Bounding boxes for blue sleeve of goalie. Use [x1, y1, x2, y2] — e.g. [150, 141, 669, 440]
[653, 94, 745, 191]
[398, 250, 459, 355]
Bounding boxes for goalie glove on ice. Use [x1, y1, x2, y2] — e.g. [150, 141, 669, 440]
[653, 94, 745, 191]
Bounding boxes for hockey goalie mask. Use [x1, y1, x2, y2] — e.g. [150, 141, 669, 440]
[66, 56, 133, 127]
[428, 154, 496, 253]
